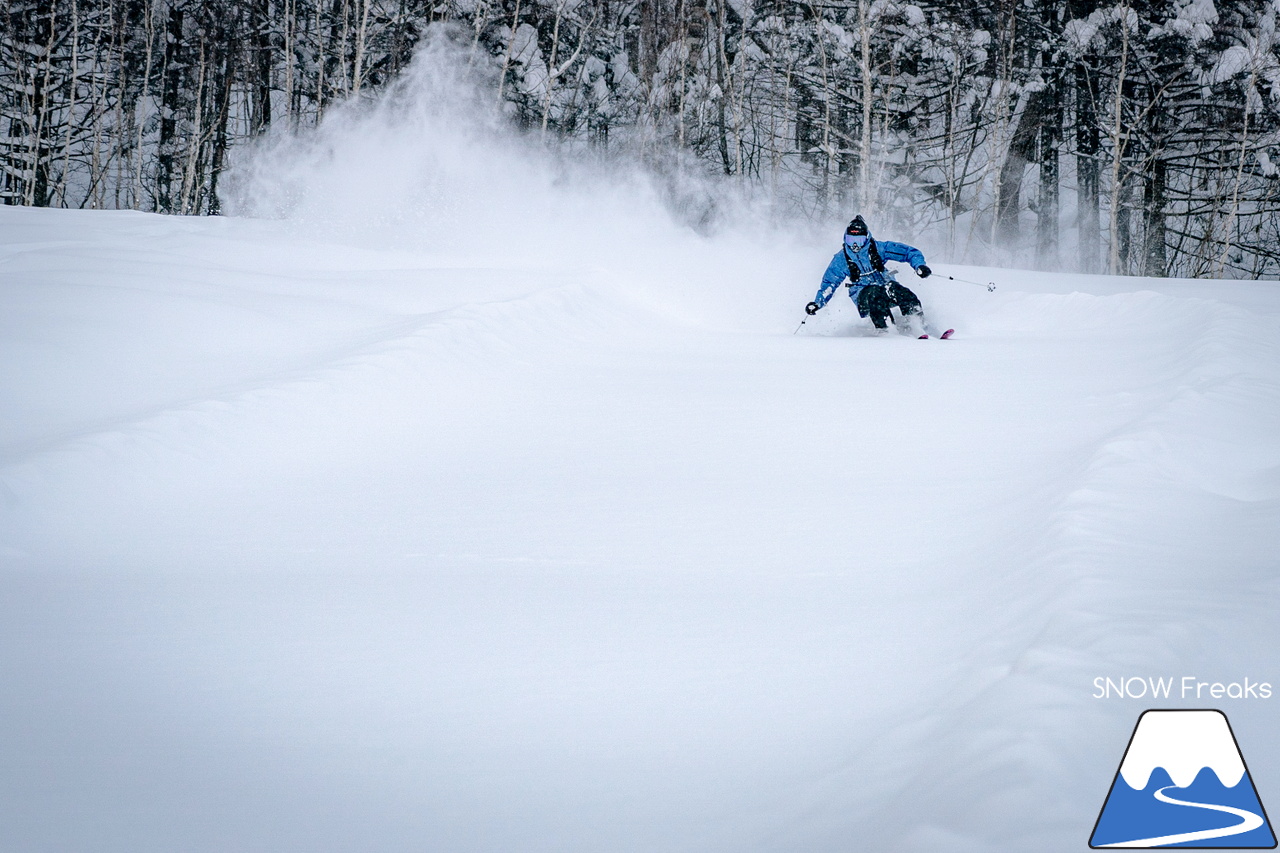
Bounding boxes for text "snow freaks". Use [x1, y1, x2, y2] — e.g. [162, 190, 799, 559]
[1093, 677, 1273, 700]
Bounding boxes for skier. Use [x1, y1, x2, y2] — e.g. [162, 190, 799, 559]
[804, 215, 936, 336]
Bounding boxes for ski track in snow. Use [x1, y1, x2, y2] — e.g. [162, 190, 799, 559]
[2, 207, 1280, 853]
[0, 283, 614, 465]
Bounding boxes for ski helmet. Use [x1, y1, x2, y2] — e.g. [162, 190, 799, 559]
[845, 215, 870, 236]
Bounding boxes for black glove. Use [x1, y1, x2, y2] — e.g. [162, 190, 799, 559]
[805, 302, 820, 315]
[916, 264, 932, 278]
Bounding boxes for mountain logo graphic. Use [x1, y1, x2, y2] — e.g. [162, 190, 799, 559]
[1091, 710, 1276, 848]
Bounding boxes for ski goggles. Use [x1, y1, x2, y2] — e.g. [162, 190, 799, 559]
[844, 234, 869, 249]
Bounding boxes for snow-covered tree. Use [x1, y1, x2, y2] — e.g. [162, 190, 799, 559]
[3, 0, 1279, 276]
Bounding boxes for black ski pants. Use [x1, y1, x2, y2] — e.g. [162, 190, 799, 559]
[855, 282, 922, 329]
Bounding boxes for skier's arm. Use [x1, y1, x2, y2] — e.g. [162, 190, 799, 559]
[812, 251, 848, 308]
[878, 241, 927, 270]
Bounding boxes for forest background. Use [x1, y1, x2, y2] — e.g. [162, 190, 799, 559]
[3, 0, 1279, 278]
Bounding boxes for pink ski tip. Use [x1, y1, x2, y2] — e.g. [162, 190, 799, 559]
[918, 334, 929, 339]
[940, 328, 955, 339]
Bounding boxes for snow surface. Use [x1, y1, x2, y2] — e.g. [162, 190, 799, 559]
[4, 48, 1280, 853]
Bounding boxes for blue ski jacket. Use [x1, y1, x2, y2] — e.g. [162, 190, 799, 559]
[813, 238, 927, 309]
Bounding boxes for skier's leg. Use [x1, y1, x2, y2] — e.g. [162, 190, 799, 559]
[887, 283, 922, 317]
[886, 283, 926, 335]
[855, 285, 891, 329]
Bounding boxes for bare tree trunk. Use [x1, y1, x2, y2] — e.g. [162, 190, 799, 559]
[800, 5, 832, 205]
[857, 0, 872, 214]
[676, 0, 687, 149]
[134, 0, 159, 208]
[714, 0, 733, 175]
[941, 54, 966, 254]
[638, 0, 656, 83]
[208, 22, 236, 214]
[179, 36, 207, 214]
[315, 0, 326, 114]
[283, 0, 296, 120]
[251, 0, 273, 134]
[27, 0, 58, 207]
[156, 1, 183, 212]
[986, 2, 1019, 251]
[497, 0, 522, 103]
[88, 2, 108, 209]
[1115, 170, 1133, 273]
[1215, 65, 1257, 278]
[1036, 0, 1061, 269]
[470, 0, 488, 54]
[352, 0, 371, 94]
[541, 0, 565, 135]
[1075, 61, 1100, 273]
[540, 2, 595, 137]
[338, 0, 351, 93]
[56, 0, 81, 207]
[1106, 9, 1129, 275]
[997, 89, 1046, 248]
[1142, 155, 1166, 276]
[111, 3, 129, 209]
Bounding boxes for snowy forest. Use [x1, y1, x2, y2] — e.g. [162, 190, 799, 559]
[3, 0, 1279, 277]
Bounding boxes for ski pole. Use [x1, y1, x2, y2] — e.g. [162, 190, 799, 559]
[794, 301, 821, 334]
[940, 273, 996, 292]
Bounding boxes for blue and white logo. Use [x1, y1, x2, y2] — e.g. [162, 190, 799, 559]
[1091, 710, 1276, 848]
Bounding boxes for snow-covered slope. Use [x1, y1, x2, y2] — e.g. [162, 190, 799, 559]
[3, 203, 1279, 853]
[4, 46, 1280, 850]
